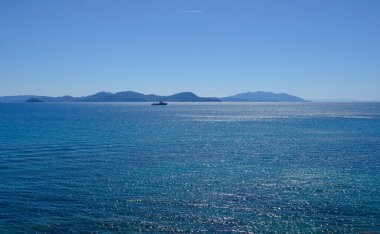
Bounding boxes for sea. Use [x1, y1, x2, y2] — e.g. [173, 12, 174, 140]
[0, 102, 379, 233]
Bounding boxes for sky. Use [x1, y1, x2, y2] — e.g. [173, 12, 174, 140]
[0, 0, 379, 100]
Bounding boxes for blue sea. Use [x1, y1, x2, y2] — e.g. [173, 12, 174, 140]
[0, 102, 379, 233]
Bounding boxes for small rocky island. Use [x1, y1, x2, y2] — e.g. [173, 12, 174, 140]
[26, 97, 44, 102]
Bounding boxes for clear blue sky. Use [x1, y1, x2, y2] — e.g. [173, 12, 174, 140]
[1, 0, 379, 100]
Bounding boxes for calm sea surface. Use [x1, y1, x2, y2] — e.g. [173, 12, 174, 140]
[0, 102, 379, 233]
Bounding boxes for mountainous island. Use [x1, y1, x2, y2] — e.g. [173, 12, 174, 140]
[0, 91, 308, 103]
[222, 91, 307, 102]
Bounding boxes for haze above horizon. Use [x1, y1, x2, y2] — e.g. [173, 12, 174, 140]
[1, 0, 379, 100]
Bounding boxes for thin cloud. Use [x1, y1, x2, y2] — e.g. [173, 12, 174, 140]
[180, 10, 203, 13]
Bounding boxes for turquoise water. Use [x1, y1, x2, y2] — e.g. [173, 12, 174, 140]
[0, 102, 379, 233]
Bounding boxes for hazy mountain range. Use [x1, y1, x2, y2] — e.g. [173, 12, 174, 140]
[222, 91, 307, 102]
[0, 91, 308, 102]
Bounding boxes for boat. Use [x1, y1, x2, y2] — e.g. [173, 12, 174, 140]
[152, 101, 168, 106]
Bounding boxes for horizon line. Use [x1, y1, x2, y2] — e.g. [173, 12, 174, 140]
[0, 90, 380, 102]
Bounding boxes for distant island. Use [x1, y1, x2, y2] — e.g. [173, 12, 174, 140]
[26, 97, 44, 103]
[0, 91, 308, 103]
[222, 91, 307, 102]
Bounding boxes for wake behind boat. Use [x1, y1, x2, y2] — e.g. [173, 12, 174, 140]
[152, 101, 168, 106]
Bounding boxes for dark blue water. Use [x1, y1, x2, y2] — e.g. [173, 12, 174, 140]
[0, 103, 379, 233]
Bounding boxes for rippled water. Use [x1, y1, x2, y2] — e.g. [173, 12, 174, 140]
[0, 102, 379, 233]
